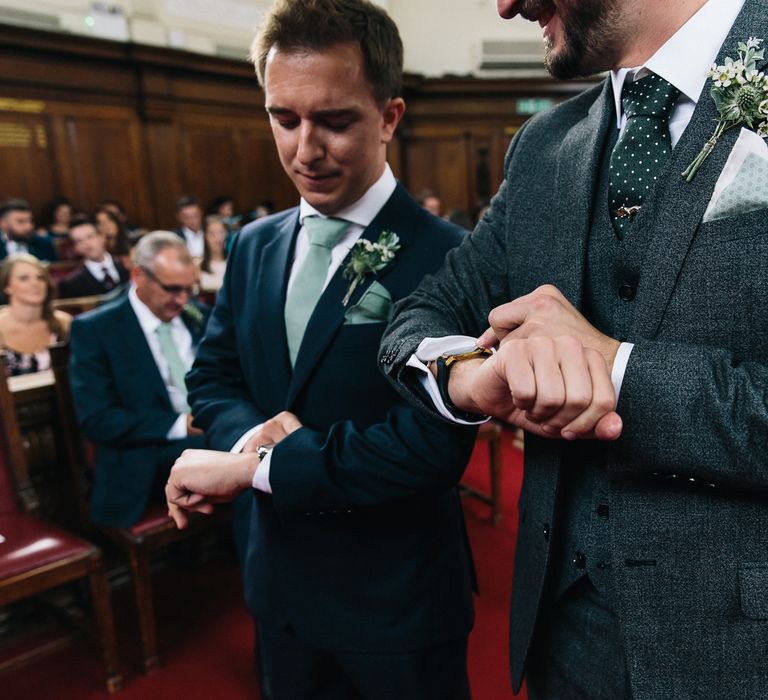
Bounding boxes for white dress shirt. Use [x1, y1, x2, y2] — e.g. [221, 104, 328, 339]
[234, 165, 398, 492]
[128, 286, 195, 439]
[182, 227, 205, 259]
[412, 0, 745, 422]
[84, 253, 120, 286]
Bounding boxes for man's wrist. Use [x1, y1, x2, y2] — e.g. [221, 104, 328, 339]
[444, 356, 488, 416]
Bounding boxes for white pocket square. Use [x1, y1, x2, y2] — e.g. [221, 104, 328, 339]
[702, 128, 768, 223]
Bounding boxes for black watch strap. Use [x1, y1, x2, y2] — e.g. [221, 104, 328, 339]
[434, 347, 493, 422]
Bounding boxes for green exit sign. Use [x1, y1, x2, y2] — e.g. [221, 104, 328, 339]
[516, 98, 555, 115]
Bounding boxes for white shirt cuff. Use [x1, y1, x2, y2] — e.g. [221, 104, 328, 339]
[230, 424, 263, 454]
[611, 342, 634, 402]
[251, 450, 272, 493]
[406, 336, 491, 426]
[166, 413, 188, 440]
[230, 424, 272, 494]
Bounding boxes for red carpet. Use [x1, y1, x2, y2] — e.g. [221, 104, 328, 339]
[2, 430, 525, 699]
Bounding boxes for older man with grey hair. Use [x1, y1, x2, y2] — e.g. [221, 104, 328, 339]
[69, 231, 210, 527]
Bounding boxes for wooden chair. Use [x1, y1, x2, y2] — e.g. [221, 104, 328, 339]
[53, 292, 112, 317]
[49, 342, 226, 673]
[46, 260, 82, 285]
[460, 421, 505, 525]
[0, 355, 122, 693]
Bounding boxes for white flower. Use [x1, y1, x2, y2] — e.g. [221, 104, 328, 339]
[760, 99, 768, 117]
[758, 121, 768, 138]
[747, 37, 763, 49]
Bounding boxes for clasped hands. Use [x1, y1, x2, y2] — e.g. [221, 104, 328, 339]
[448, 285, 623, 441]
[165, 411, 302, 529]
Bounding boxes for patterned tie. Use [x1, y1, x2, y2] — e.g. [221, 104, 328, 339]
[101, 266, 116, 291]
[609, 73, 680, 238]
[284, 216, 349, 366]
[156, 322, 189, 409]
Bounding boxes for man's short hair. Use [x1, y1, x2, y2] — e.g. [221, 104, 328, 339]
[175, 195, 199, 211]
[0, 199, 32, 219]
[250, 0, 403, 105]
[69, 213, 95, 230]
[133, 231, 193, 268]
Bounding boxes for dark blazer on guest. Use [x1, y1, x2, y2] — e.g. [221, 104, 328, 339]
[380, 2, 768, 698]
[187, 183, 477, 654]
[58, 261, 130, 298]
[70, 295, 209, 527]
[0, 234, 57, 262]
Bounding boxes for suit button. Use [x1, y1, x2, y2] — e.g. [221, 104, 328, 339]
[618, 283, 636, 301]
[542, 523, 550, 541]
[596, 504, 609, 518]
[572, 551, 586, 569]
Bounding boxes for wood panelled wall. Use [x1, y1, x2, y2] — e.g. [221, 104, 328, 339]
[0, 24, 598, 228]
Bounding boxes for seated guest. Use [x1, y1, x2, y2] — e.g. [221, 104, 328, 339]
[0, 199, 57, 262]
[0, 254, 71, 376]
[197, 215, 228, 292]
[57, 214, 129, 298]
[39, 196, 73, 238]
[100, 199, 142, 242]
[209, 195, 242, 236]
[95, 206, 132, 268]
[174, 196, 205, 260]
[69, 231, 209, 527]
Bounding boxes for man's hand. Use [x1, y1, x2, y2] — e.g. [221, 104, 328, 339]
[186, 413, 204, 437]
[477, 285, 621, 369]
[166, 449, 257, 529]
[446, 336, 622, 440]
[242, 411, 303, 453]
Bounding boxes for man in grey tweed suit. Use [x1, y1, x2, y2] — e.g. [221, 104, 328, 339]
[381, 0, 768, 697]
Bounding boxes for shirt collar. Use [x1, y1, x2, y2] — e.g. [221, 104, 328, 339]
[299, 163, 397, 228]
[611, 0, 745, 121]
[128, 285, 184, 334]
[84, 253, 114, 277]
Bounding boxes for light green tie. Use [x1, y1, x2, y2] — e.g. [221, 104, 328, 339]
[156, 322, 189, 409]
[284, 216, 349, 366]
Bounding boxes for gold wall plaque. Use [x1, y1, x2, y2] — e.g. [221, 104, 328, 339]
[35, 124, 47, 148]
[0, 122, 32, 148]
[0, 98, 46, 114]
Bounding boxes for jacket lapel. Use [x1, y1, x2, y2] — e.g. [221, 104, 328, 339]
[253, 212, 298, 401]
[285, 184, 417, 407]
[551, 80, 614, 308]
[631, 0, 768, 339]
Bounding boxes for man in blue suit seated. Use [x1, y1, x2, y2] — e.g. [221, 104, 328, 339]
[70, 231, 209, 528]
[0, 199, 56, 262]
[165, 1, 477, 697]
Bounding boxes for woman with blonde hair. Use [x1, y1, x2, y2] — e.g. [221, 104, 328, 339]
[0, 254, 71, 376]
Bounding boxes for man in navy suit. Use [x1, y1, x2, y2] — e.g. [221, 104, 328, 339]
[58, 214, 129, 298]
[165, 1, 476, 697]
[0, 199, 56, 262]
[70, 231, 208, 528]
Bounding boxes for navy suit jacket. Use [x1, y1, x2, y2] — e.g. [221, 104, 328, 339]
[187, 183, 476, 653]
[0, 234, 57, 262]
[58, 262, 129, 298]
[70, 295, 209, 527]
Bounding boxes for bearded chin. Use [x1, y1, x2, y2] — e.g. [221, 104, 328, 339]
[543, 31, 614, 80]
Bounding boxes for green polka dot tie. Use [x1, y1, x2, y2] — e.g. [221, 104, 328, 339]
[609, 73, 680, 238]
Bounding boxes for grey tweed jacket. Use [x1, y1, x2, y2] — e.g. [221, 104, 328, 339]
[380, 1, 768, 698]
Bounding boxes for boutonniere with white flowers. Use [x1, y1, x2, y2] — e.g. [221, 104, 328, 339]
[342, 230, 401, 306]
[683, 37, 768, 181]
